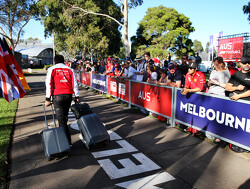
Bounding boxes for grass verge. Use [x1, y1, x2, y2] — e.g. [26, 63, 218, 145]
[0, 98, 18, 189]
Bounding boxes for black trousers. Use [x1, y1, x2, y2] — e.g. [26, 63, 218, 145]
[52, 94, 72, 144]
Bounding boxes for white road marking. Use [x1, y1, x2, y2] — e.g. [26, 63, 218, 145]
[70, 122, 80, 130]
[68, 118, 76, 122]
[68, 111, 74, 114]
[92, 140, 138, 158]
[97, 153, 161, 179]
[108, 130, 122, 140]
[116, 172, 175, 189]
[68, 114, 75, 118]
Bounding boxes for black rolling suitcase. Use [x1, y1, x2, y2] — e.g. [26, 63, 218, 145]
[77, 113, 110, 149]
[71, 103, 93, 119]
[42, 104, 70, 160]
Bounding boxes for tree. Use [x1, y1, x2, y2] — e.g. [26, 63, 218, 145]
[38, 0, 123, 58]
[192, 39, 204, 53]
[60, 0, 143, 58]
[0, 0, 37, 49]
[205, 42, 210, 53]
[243, 2, 250, 23]
[131, 6, 195, 58]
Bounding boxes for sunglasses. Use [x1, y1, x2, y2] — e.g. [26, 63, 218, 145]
[188, 67, 195, 70]
[242, 62, 249, 65]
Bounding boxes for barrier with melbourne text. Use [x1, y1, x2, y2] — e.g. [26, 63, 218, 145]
[91, 74, 107, 92]
[131, 81, 172, 117]
[175, 89, 250, 149]
[81, 72, 91, 87]
[107, 77, 129, 101]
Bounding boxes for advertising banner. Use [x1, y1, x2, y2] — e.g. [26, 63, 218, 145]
[131, 82, 172, 117]
[107, 77, 129, 101]
[175, 89, 250, 149]
[218, 37, 244, 60]
[92, 74, 107, 92]
[81, 72, 91, 87]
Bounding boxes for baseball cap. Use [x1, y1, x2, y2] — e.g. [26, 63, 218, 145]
[114, 63, 119, 68]
[188, 56, 196, 62]
[241, 56, 250, 64]
[168, 63, 175, 69]
[188, 62, 198, 69]
[107, 57, 112, 61]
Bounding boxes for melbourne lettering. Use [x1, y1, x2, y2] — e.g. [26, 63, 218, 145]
[180, 101, 250, 133]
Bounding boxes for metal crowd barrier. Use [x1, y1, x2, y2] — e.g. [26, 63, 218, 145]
[76, 71, 250, 151]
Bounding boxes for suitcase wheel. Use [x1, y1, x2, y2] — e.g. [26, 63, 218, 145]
[47, 155, 51, 161]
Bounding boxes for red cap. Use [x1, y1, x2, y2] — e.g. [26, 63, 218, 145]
[107, 57, 112, 61]
[115, 63, 119, 68]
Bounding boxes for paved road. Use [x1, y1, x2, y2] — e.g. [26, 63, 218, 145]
[9, 70, 250, 189]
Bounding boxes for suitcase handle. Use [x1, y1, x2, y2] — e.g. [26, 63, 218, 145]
[43, 104, 57, 129]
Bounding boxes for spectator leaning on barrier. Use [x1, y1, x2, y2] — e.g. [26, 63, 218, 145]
[178, 54, 189, 87]
[208, 57, 231, 97]
[45, 54, 80, 145]
[143, 52, 154, 82]
[207, 57, 231, 143]
[104, 57, 114, 76]
[134, 55, 145, 82]
[166, 63, 182, 88]
[98, 60, 106, 74]
[119, 62, 137, 80]
[146, 65, 158, 83]
[156, 69, 168, 85]
[181, 62, 206, 134]
[225, 56, 250, 101]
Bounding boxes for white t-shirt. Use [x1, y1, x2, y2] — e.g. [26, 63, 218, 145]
[150, 72, 158, 81]
[136, 62, 145, 81]
[124, 66, 137, 80]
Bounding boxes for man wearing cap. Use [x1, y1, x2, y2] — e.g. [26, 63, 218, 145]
[225, 56, 250, 101]
[181, 62, 206, 95]
[134, 55, 145, 82]
[119, 62, 137, 80]
[165, 63, 182, 88]
[104, 57, 114, 76]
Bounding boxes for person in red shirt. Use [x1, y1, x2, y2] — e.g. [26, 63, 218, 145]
[227, 61, 238, 75]
[111, 63, 121, 77]
[104, 57, 114, 76]
[181, 62, 206, 135]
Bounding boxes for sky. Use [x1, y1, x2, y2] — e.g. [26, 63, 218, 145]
[22, 0, 250, 49]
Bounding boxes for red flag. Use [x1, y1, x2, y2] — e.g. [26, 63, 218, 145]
[0, 38, 26, 102]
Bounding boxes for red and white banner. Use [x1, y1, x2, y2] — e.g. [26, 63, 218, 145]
[218, 37, 244, 60]
[131, 82, 172, 117]
[107, 77, 129, 101]
[81, 72, 91, 87]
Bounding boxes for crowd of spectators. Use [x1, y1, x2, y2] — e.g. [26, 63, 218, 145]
[65, 53, 250, 150]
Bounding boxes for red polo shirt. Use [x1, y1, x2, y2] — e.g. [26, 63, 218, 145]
[185, 71, 206, 91]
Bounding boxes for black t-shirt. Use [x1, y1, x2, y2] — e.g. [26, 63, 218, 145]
[228, 71, 250, 101]
[168, 70, 183, 83]
[178, 63, 189, 76]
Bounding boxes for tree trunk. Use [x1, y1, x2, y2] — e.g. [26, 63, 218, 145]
[123, 0, 129, 58]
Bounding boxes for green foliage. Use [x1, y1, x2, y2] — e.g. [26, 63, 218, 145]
[205, 42, 210, 53]
[0, 0, 37, 48]
[131, 5, 194, 58]
[38, 0, 123, 57]
[43, 64, 53, 69]
[192, 39, 204, 53]
[0, 99, 18, 189]
[243, 2, 250, 23]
